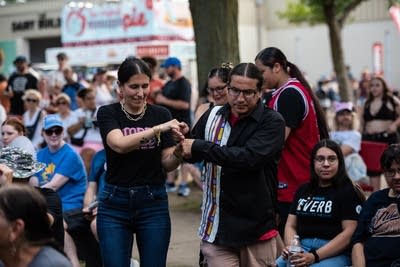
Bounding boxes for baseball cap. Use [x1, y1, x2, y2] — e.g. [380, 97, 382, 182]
[0, 146, 45, 179]
[335, 102, 354, 113]
[161, 57, 181, 68]
[13, 55, 28, 64]
[43, 114, 64, 130]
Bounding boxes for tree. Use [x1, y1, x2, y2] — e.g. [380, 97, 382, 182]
[189, 0, 240, 96]
[278, 0, 366, 101]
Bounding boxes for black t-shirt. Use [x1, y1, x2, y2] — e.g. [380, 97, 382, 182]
[161, 76, 191, 126]
[290, 182, 362, 240]
[275, 87, 305, 128]
[97, 103, 175, 186]
[8, 72, 38, 115]
[351, 189, 400, 267]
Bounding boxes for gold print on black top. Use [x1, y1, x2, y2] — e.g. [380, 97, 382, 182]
[370, 203, 400, 237]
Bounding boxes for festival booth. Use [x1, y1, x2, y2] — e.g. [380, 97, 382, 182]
[45, 0, 196, 76]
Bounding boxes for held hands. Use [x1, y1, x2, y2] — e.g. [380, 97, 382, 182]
[282, 246, 316, 267]
[173, 139, 194, 160]
[181, 139, 195, 159]
[158, 119, 189, 142]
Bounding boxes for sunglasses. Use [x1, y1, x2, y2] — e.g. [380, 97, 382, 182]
[44, 127, 63, 136]
[25, 98, 38, 103]
[56, 101, 68, 106]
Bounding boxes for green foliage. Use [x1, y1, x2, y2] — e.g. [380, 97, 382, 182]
[277, 0, 324, 25]
[278, 0, 367, 26]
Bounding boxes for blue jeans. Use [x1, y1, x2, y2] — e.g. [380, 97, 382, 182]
[97, 183, 171, 267]
[276, 238, 351, 267]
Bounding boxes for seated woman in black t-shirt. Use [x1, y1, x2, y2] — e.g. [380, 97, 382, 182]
[276, 139, 365, 267]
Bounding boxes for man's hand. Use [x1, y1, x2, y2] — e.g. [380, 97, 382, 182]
[181, 139, 195, 159]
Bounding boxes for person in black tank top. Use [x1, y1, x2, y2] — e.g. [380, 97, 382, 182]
[361, 76, 400, 191]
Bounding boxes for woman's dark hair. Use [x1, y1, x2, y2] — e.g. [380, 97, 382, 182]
[0, 185, 53, 245]
[255, 47, 329, 139]
[77, 88, 94, 99]
[380, 143, 400, 171]
[118, 57, 152, 85]
[141, 56, 158, 71]
[2, 117, 26, 136]
[364, 76, 392, 108]
[200, 62, 233, 97]
[308, 139, 350, 190]
[228, 63, 263, 91]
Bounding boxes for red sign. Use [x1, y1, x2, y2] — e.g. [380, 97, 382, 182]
[136, 45, 169, 57]
[372, 42, 383, 76]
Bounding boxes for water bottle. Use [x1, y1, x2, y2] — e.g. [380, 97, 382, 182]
[287, 235, 302, 267]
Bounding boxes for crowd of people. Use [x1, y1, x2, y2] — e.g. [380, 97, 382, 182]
[0, 46, 398, 267]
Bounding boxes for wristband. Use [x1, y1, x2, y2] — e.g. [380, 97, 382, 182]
[310, 249, 320, 263]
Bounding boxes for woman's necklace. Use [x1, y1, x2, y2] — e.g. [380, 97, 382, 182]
[120, 102, 147, 121]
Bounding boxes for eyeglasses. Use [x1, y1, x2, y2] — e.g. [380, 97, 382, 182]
[25, 98, 38, 103]
[314, 156, 338, 164]
[228, 86, 258, 98]
[44, 127, 63, 136]
[384, 168, 400, 178]
[207, 85, 227, 94]
[56, 101, 68, 106]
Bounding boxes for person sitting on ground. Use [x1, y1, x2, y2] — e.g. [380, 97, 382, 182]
[351, 143, 400, 267]
[54, 93, 78, 144]
[276, 139, 365, 267]
[82, 149, 106, 241]
[1, 118, 26, 148]
[361, 76, 400, 191]
[0, 184, 71, 267]
[22, 89, 46, 149]
[67, 88, 103, 174]
[35, 114, 101, 267]
[0, 145, 64, 248]
[330, 101, 370, 190]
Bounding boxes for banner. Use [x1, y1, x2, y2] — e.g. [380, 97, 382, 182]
[61, 0, 193, 46]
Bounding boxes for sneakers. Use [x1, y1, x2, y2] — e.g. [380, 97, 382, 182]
[177, 184, 191, 197]
[165, 182, 177, 193]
